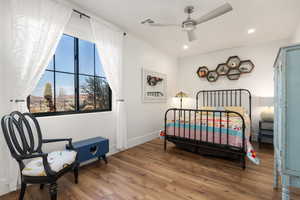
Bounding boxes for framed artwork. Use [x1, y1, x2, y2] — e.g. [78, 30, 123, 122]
[142, 68, 167, 102]
[239, 60, 255, 73]
[197, 66, 209, 78]
[227, 68, 240, 80]
[207, 71, 219, 82]
[216, 63, 229, 76]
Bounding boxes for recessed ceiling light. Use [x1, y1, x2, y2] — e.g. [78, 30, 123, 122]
[183, 45, 189, 50]
[247, 28, 256, 34]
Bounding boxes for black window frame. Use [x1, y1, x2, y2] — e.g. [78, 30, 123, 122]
[28, 34, 112, 117]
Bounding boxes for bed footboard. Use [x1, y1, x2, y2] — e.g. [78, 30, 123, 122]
[164, 108, 246, 169]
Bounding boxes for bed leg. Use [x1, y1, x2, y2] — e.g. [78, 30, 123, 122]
[193, 147, 198, 153]
[164, 137, 167, 152]
[241, 155, 246, 170]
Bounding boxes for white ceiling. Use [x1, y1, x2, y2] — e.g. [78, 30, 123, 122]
[69, 0, 300, 58]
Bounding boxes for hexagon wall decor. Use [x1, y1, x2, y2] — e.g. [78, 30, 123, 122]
[227, 56, 241, 69]
[216, 63, 229, 76]
[197, 66, 209, 78]
[207, 71, 219, 82]
[239, 60, 255, 73]
[227, 68, 240, 80]
[196, 56, 255, 82]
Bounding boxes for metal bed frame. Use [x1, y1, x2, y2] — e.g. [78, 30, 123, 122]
[164, 89, 252, 169]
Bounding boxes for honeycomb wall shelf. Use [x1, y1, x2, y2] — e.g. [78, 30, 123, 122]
[196, 56, 255, 82]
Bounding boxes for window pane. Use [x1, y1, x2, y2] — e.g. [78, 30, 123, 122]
[55, 35, 74, 73]
[79, 75, 95, 111]
[29, 71, 54, 113]
[79, 39, 94, 75]
[95, 48, 106, 77]
[95, 77, 110, 110]
[47, 57, 54, 70]
[55, 73, 75, 112]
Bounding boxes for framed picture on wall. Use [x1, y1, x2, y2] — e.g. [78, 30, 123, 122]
[142, 68, 167, 102]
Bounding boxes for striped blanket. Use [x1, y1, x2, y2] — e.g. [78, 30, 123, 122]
[166, 113, 259, 164]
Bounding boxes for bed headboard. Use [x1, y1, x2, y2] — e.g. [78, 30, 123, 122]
[196, 89, 252, 120]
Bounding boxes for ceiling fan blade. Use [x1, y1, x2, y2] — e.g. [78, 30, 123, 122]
[187, 30, 197, 42]
[195, 2, 232, 25]
[148, 23, 180, 27]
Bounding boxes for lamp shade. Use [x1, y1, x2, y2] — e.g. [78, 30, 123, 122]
[175, 91, 188, 98]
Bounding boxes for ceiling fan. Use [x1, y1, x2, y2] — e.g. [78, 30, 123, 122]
[141, 2, 233, 42]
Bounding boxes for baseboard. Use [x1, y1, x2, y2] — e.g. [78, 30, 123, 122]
[0, 188, 7, 197]
[0, 183, 7, 197]
[0, 179, 13, 197]
[127, 131, 160, 148]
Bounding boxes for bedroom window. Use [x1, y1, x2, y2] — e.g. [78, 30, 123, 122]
[27, 34, 112, 116]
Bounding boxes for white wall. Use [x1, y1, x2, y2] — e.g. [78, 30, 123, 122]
[178, 39, 288, 136]
[0, 0, 11, 195]
[0, 44, 7, 195]
[124, 34, 178, 146]
[291, 22, 300, 43]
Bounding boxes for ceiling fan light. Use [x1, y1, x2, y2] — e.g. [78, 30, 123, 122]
[247, 28, 256, 34]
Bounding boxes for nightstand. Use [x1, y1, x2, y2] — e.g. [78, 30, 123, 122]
[258, 120, 273, 148]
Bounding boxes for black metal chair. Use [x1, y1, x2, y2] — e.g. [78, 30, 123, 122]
[1, 111, 79, 200]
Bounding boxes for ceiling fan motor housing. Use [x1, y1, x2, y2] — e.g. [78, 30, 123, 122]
[182, 20, 196, 31]
[184, 6, 194, 14]
[182, 6, 196, 31]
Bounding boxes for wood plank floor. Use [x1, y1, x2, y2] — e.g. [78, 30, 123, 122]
[1, 139, 300, 200]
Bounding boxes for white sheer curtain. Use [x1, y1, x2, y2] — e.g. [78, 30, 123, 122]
[90, 19, 127, 150]
[1, 0, 72, 191]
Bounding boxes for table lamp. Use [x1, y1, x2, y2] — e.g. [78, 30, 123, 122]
[258, 96, 274, 122]
[175, 91, 188, 117]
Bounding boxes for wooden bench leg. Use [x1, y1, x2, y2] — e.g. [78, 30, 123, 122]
[102, 155, 108, 164]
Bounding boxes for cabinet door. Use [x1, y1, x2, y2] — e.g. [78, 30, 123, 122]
[283, 46, 300, 176]
[274, 58, 281, 160]
[275, 54, 285, 170]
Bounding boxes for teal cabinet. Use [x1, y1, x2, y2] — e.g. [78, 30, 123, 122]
[274, 44, 300, 200]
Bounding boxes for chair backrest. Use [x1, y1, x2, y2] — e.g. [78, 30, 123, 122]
[1, 111, 43, 160]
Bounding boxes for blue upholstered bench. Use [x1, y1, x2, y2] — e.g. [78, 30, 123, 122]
[66, 137, 109, 164]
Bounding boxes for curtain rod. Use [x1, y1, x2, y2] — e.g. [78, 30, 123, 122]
[72, 9, 127, 36]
